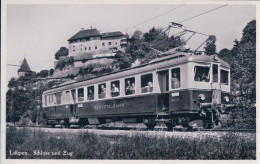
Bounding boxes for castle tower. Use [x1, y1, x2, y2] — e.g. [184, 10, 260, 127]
[18, 58, 32, 77]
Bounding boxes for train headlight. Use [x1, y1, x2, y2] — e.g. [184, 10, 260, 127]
[224, 96, 229, 103]
[198, 94, 205, 101]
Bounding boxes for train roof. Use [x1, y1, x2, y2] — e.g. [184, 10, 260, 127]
[43, 54, 230, 95]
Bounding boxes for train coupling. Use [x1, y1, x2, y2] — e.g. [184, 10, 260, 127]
[220, 104, 236, 113]
[199, 102, 236, 115]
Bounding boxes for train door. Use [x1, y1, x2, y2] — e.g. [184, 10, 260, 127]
[211, 63, 221, 106]
[70, 89, 76, 116]
[157, 70, 169, 112]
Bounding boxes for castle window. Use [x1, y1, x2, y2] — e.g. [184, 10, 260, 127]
[102, 42, 105, 46]
[108, 42, 112, 46]
[115, 42, 117, 45]
[85, 47, 87, 50]
[95, 46, 97, 50]
[89, 47, 91, 50]
[73, 49, 75, 51]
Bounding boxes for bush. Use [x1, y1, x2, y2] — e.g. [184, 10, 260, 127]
[17, 117, 34, 127]
[55, 56, 74, 70]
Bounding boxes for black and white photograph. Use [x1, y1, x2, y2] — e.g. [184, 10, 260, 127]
[1, 0, 257, 162]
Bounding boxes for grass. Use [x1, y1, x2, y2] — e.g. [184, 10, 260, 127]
[6, 127, 256, 159]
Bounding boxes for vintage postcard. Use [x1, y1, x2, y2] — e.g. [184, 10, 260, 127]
[1, 0, 258, 163]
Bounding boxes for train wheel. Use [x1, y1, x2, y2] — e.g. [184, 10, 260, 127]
[145, 124, 156, 130]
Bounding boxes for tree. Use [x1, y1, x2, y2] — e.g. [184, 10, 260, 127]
[130, 30, 143, 41]
[218, 48, 233, 64]
[226, 20, 256, 129]
[114, 51, 133, 69]
[129, 39, 150, 60]
[241, 20, 256, 44]
[55, 47, 69, 60]
[8, 77, 18, 88]
[143, 27, 183, 52]
[143, 27, 162, 42]
[39, 70, 49, 77]
[204, 35, 216, 55]
[6, 110, 21, 124]
[127, 27, 185, 65]
[231, 20, 256, 97]
[49, 69, 54, 76]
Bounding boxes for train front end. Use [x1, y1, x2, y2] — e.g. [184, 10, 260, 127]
[167, 55, 235, 129]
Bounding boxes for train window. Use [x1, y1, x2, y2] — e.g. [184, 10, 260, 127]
[87, 86, 94, 100]
[65, 91, 70, 102]
[221, 70, 229, 85]
[125, 77, 135, 95]
[111, 81, 120, 97]
[55, 92, 62, 105]
[171, 68, 180, 89]
[213, 64, 218, 83]
[44, 95, 47, 106]
[141, 74, 153, 93]
[78, 88, 84, 102]
[71, 89, 76, 103]
[194, 66, 210, 82]
[98, 83, 106, 99]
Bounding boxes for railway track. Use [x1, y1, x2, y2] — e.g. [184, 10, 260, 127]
[8, 125, 256, 133]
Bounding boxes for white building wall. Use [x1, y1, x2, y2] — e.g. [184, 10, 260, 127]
[68, 36, 127, 57]
[74, 58, 116, 67]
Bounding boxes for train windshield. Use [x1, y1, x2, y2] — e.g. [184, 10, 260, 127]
[194, 66, 210, 82]
[213, 64, 219, 83]
[221, 70, 229, 85]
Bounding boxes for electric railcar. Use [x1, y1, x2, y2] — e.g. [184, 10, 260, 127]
[42, 52, 234, 129]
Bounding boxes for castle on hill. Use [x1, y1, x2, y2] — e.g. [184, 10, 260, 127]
[52, 28, 129, 78]
[68, 28, 128, 56]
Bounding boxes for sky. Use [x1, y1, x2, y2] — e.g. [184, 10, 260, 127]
[6, 4, 255, 83]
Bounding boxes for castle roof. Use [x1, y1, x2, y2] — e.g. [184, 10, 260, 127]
[18, 58, 32, 72]
[68, 28, 101, 41]
[101, 31, 125, 38]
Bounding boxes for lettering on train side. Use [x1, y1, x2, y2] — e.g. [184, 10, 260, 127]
[94, 104, 125, 110]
